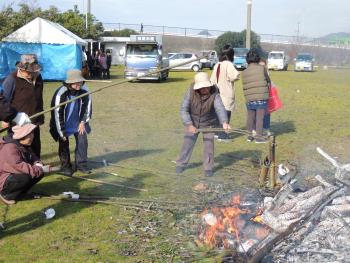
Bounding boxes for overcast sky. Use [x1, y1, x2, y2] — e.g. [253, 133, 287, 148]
[4, 0, 350, 37]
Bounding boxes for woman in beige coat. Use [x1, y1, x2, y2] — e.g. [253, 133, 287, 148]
[210, 45, 240, 140]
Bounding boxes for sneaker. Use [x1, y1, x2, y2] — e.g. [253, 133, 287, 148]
[59, 167, 74, 176]
[247, 136, 254, 142]
[263, 129, 273, 137]
[255, 137, 269, 144]
[176, 166, 185, 174]
[205, 170, 214, 177]
[76, 166, 92, 174]
[0, 194, 16, 205]
[252, 130, 257, 137]
[214, 135, 219, 139]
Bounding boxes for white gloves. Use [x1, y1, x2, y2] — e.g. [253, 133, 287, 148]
[13, 112, 31, 126]
[35, 163, 60, 173]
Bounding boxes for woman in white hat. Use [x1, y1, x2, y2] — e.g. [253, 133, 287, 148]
[176, 72, 231, 177]
[49, 69, 92, 176]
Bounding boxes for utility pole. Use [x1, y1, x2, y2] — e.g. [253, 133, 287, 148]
[85, 0, 91, 31]
[246, 0, 252, 49]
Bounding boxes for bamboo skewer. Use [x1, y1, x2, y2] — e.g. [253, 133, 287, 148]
[61, 174, 148, 192]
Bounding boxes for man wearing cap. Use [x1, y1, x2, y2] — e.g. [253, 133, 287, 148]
[176, 72, 231, 177]
[0, 124, 54, 205]
[50, 69, 92, 176]
[1, 54, 44, 157]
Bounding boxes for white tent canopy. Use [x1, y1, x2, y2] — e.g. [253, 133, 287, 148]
[2, 17, 87, 45]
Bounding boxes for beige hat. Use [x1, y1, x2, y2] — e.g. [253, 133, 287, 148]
[65, 69, 86, 84]
[17, 54, 41, 73]
[12, 123, 37, 140]
[193, 72, 213, 90]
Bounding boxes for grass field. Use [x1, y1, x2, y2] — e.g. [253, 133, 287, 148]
[1, 66, 350, 262]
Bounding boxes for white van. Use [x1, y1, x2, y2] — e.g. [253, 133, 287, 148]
[268, 51, 289, 71]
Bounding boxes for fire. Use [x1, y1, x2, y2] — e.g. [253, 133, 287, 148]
[198, 195, 270, 250]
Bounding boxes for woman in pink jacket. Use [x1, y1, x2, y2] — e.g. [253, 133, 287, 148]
[0, 124, 53, 205]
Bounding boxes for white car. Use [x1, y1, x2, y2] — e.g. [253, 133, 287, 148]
[199, 50, 218, 69]
[169, 53, 202, 72]
[294, 53, 315, 72]
[268, 51, 289, 71]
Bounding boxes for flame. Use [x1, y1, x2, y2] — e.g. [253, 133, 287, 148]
[198, 195, 270, 249]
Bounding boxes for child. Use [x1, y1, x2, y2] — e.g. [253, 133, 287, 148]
[49, 69, 92, 176]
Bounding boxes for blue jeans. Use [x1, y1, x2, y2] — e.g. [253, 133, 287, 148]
[263, 113, 270, 130]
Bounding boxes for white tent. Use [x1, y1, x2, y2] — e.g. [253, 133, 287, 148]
[1, 17, 87, 80]
[3, 17, 86, 45]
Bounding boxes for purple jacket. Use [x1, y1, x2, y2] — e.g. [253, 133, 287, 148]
[0, 136, 43, 193]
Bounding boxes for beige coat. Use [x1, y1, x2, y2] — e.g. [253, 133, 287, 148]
[210, 61, 240, 111]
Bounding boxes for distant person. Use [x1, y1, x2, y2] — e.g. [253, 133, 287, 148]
[259, 57, 272, 136]
[210, 45, 240, 141]
[106, 50, 112, 79]
[241, 49, 270, 143]
[1, 54, 44, 157]
[0, 124, 56, 205]
[98, 51, 108, 79]
[50, 69, 92, 176]
[176, 72, 230, 177]
[93, 50, 101, 79]
[140, 23, 144, 33]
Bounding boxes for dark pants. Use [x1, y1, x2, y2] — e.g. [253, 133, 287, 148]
[58, 132, 88, 170]
[106, 67, 110, 79]
[1, 173, 42, 200]
[216, 110, 231, 139]
[247, 108, 266, 136]
[263, 113, 271, 130]
[176, 132, 214, 171]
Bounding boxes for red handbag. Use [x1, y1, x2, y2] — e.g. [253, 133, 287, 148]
[267, 83, 283, 113]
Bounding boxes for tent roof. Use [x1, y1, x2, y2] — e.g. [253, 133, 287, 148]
[2, 17, 87, 45]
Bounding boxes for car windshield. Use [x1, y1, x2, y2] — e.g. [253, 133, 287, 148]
[269, 53, 284, 59]
[126, 44, 158, 56]
[234, 48, 249, 57]
[296, 54, 313, 61]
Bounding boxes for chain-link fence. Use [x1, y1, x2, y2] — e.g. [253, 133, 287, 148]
[103, 22, 350, 49]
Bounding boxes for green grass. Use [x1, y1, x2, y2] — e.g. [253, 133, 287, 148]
[1, 66, 350, 262]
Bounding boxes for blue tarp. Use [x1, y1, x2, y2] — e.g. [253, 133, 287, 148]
[0, 42, 82, 81]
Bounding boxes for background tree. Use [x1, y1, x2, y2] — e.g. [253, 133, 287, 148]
[215, 30, 261, 54]
[0, 2, 104, 40]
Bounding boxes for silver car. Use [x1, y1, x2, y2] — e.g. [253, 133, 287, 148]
[168, 53, 202, 72]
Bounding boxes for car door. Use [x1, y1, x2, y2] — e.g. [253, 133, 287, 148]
[183, 53, 193, 69]
[169, 53, 185, 69]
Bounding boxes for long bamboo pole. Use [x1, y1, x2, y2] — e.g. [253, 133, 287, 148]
[0, 55, 207, 134]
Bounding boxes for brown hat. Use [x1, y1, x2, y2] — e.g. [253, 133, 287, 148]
[65, 69, 86, 84]
[12, 124, 37, 140]
[17, 54, 41, 73]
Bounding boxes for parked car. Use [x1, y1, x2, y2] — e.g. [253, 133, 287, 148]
[268, 51, 289, 71]
[199, 50, 218, 69]
[294, 53, 315, 72]
[233, 48, 249, 70]
[168, 53, 202, 72]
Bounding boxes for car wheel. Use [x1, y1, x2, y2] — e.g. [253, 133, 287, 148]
[192, 65, 200, 72]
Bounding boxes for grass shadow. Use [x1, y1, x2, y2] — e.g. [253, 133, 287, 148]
[270, 120, 296, 136]
[214, 149, 262, 173]
[89, 149, 163, 169]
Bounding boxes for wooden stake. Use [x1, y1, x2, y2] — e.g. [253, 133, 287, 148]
[269, 136, 277, 189]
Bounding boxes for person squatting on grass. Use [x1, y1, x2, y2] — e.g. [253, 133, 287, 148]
[0, 124, 54, 205]
[176, 72, 231, 177]
[49, 69, 92, 177]
[210, 45, 240, 141]
[1, 54, 44, 157]
[241, 49, 270, 144]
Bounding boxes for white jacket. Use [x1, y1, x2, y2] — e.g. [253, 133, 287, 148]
[210, 61, 240, 111]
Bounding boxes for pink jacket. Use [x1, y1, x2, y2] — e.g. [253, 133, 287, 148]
[0, 137, 43, 193]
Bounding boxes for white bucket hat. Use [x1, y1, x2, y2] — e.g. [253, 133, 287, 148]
[193, 72, 213, 90]
[65, 69, 86, 84]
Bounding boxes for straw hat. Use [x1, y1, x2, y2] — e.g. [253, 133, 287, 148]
[12, 123, 37, 140]
[193, 72, 213, 90]
[65, 69, 86, 84]
[16, 54, 41, 73]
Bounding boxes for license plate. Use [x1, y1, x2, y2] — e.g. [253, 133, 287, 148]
[137, 72, 146, 77]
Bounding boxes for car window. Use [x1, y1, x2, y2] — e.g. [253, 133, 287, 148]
[126, 44, 158, 56]
[184, 54, 192, 59]
[296, 54, 313, 61]
[269, 53, 283, 59]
